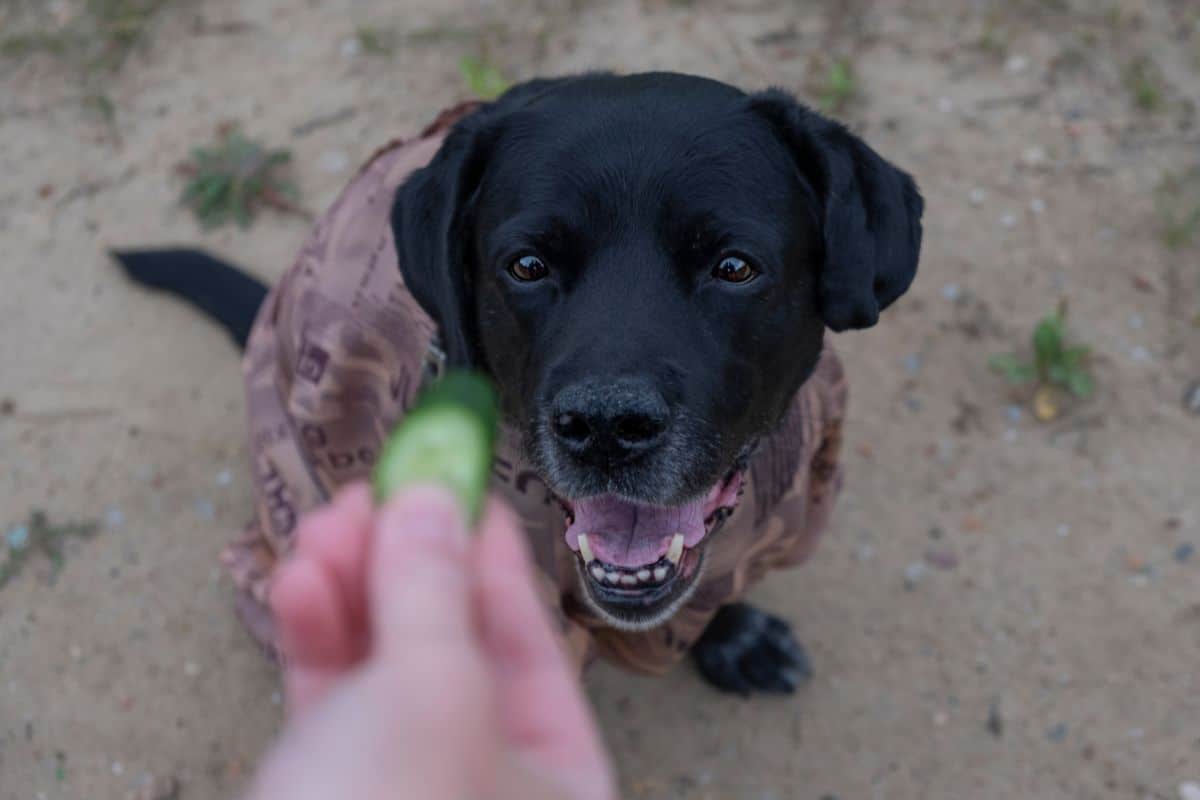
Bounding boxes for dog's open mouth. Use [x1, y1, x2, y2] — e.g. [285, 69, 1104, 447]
[560, 469, 744, 625]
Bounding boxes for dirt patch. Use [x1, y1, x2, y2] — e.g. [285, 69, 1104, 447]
[2, 1, 1198, 798]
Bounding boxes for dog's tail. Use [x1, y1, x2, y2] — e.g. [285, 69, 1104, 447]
[112, 248, 268, 349]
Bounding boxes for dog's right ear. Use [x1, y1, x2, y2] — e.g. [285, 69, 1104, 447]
[391, 77, 584, 367]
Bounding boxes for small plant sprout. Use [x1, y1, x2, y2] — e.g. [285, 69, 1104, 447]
[1124, 56, 1165, 112]
[818, 58, 857, 114]
[458, 56, 511, 100]
[989, 301, 1096, 422]
[178, 126, 304, 229]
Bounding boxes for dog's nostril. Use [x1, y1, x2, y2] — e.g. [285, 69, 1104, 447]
[613, 413, 665, 445]
[553, 411, 592, 444]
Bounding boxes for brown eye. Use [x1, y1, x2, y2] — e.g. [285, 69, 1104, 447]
[508, 255, 549, 282]
[713, 255, 757, 284]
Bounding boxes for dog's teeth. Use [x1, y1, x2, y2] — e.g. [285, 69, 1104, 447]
[666, 533, 684, 565]
[636, 569, 651, 582]
[590, 565, 605, 581]
[620, 574, 638, 587]
[578, 533, 595, 564]
[605, 571, 620, 584]
[654, 566, 669, 582]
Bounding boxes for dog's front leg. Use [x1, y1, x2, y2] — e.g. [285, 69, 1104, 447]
[690, 602, 813, 696]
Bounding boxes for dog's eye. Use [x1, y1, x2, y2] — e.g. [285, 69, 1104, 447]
[712, 256, 757, 284]
[508, 255, 549, 282]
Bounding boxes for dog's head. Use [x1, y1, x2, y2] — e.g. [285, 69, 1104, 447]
[392, 73, 922, 629]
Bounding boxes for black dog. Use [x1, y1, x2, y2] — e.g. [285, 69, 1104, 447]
[120, 72, 921, 694]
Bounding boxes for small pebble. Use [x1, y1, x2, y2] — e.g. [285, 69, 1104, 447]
[933, 711, 949, 727]
[1022, 145, 1046, 166]
[1047, 723, 1068, 742]
[1128, 313, 1144, 330]
[194, 498, 215, 521]
[1178, 782, 1200, 800]
[941, 282, 961, 301]
[1057, 524, 1071, 538]
[133, 775, 180, 800]
[1182, 380, 1200, 415]
[903, 354, 922, 375]
[270, 691, 282, 706]
[936, 96, 954, 113]
[318, 149, 350, 174]
[1174, 543, 1195, 564]
[903, 396, 922, 413]
[1131, 345, 1151, 363]
[968, 187, 987, 206]
[184, 661, 200, 678]
[7, 525, 29, 550]
[1029, 197, 1046, 214]
[1004, 54, 1028, 73]
[925, 548, 959, 570]
[1000, 212, 1018, 229]
[339, 37, 361, 59]
[216, 469, 233, 487]
[105, 507, 125, 528]
[1006, 405, 1023, 424]
[1099, 227, 1116, 241]
[855, 544, 875, 562]
[1003, 428, 1018, 443]
[112, 761, 125, 776]
[69, 645, 82, 661]
[986, 701, 1004, 737]
[903, 562, 927, 589]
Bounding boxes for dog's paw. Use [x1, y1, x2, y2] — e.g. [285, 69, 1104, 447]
[690, 603, 813, 696]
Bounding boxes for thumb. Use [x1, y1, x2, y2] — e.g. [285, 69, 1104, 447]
[368, 485, 476, 659]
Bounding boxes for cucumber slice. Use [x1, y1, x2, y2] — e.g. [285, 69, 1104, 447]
[372, 371, 498, 523]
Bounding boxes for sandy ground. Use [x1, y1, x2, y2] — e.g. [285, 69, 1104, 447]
[2, 0, 1199, 798]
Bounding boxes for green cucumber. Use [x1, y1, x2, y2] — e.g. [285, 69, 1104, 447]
[372, 370, 498, 523]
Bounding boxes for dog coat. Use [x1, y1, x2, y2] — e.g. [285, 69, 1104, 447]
[223, 103, 849, 675]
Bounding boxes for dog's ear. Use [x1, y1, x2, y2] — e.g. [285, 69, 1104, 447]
[391, 77, 584, 366]
[749, 89, 924, 332]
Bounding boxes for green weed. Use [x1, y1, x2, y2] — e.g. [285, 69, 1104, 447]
[1, 0, 170, 73]
[818, 59, 856, 115]
[355, 25, 398, 56]
[459, 55, 510, 100]
[1, 511, 99, 590]
[1124, 56, 1165, 112]
[178, 127, 302, 229]
[990, 303, 1096, 402]
[1156, 168, 1200, 249]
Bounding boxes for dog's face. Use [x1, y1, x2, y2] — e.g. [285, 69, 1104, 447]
[394, 73, 922, 629]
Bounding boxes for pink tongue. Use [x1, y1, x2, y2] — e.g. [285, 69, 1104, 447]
[565, 496, 706, 568]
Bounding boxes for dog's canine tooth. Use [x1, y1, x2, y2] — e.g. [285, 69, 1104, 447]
[590, 564, 605, 581]
[654, 566, 669, 582]
[578, 533, 595, 564]
[636, 569, 651, 582]
[666, 533, 684, 565]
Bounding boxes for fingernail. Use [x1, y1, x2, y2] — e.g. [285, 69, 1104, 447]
[380, 485, 466, 549]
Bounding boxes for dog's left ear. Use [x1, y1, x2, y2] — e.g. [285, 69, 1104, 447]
[749, 90, 924, 331]
[390, 115, 490, 367]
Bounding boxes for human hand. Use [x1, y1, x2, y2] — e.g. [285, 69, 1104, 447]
[245, 483, 615, 800]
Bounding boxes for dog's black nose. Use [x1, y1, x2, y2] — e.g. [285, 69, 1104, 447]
[551, 378, 670, 462]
